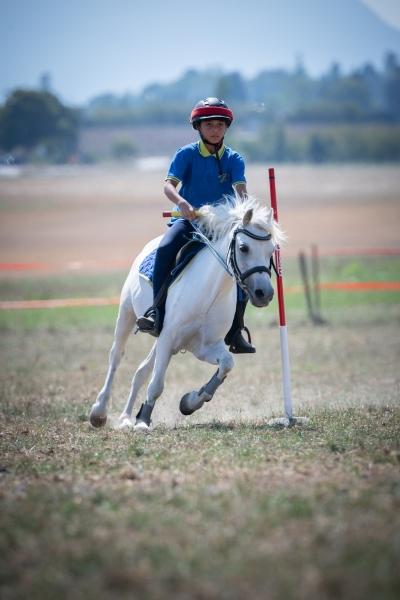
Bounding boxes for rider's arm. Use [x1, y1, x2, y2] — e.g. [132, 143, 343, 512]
[234, 182, 248, 200]
[164, 179, 197, 220]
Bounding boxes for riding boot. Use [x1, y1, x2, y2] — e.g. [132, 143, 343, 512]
[136, 258, 169, 337]
[137, 221, 194, 337]
[136, 305, 164, 337]
[224, 299, 256, 354]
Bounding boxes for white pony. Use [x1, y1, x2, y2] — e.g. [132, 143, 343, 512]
[89, 195, 285, 431]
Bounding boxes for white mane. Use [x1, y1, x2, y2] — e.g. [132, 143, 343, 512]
[197, 195, 286, 244]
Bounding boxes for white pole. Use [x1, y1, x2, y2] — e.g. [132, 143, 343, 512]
[279, 325, 293, 420]
[268, 168, 307, 427]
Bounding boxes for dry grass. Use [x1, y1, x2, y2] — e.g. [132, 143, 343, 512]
[1, 164, 399, 598]
[1, 310, 399, 599]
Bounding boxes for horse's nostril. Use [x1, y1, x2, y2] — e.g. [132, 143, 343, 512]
[255, 289, 265, 299]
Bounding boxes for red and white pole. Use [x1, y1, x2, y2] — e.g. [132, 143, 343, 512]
[268, 168, 294, 424]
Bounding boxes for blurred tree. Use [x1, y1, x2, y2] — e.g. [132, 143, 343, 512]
[215, 72, 247, 103]
[326, 62, 342, 81]
[308, 133, 332, 162]
[80, 52, 400, 127]
[357, 63, 382, 111]
[320, 73, 371, 111]
[39, 72, 52, 93]
[384, 52, 400, 118]
[0, 89, 79, 162]
[111, 138, 137, 160]
[273, 124, 287, 162]
[384, 51, 399, 74]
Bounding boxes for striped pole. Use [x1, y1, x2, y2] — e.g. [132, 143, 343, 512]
[268, 168, 294, 423]
[269, 169, 310, 427]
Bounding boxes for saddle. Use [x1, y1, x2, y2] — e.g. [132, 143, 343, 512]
[139, 238, 205, 286]
[137, 239, 205, 336]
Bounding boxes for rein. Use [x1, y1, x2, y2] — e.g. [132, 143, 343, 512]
[191, 221, 274, 291]
[190, 222, 232, 276]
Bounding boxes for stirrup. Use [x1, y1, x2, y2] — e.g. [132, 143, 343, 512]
[228, 326, 256, 354]
[136, 307, 160, 337]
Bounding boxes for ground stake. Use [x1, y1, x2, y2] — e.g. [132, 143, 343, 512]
[267, 168, 309, 428]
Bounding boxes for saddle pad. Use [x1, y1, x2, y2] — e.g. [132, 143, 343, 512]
[138, 241, 205, 285]
[139, 249, 157, 283]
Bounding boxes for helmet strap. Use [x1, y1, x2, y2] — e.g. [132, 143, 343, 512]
[199, 132, 224, 177]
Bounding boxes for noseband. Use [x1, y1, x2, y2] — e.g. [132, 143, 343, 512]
[228, 227, 273, 291]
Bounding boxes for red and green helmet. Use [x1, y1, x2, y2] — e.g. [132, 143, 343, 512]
[190, 98, 233, 129]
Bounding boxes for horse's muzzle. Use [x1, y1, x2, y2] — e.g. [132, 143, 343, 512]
[249, 285, 274, 307]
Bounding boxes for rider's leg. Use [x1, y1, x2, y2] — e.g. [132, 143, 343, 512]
[137, 219, 194, 336]
[224, 287, 256, 354]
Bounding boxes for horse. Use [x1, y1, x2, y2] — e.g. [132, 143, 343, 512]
[89, 195, 285, 431]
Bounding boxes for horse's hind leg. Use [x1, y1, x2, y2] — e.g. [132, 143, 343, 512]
[89, 298, 135, 427]
[119, 342, 157, 428]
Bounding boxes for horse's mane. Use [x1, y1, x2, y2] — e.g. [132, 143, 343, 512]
[197, 195, 286, 244]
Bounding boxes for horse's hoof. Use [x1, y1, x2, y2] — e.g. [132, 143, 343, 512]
[118, 417, 134, 430]
[134, 421, 151, 433]
[179, 393, 195, 415]
[180, 392, 204, 416]
[89, 413, 107, 428]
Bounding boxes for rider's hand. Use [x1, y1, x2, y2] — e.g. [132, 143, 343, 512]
[178, 199, 197, 220]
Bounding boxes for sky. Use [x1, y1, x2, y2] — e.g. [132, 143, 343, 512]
[0, 0, 399, 105]
[363, 0, 400, 28]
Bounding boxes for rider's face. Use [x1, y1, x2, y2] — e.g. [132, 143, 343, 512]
[198, 120, 228, 144]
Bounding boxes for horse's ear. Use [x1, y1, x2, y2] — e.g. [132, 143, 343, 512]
[242, 208, 253, 226]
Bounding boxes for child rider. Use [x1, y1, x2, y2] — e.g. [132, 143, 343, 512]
[137, 97, 256, 353]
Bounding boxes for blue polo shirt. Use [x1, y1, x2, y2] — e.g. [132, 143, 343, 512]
[166, 140, 246, 208]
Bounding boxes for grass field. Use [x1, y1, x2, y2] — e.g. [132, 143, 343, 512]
[1, 260, 400, 599]
[1, 165, 399, 599]
[1, 254, 399, 329]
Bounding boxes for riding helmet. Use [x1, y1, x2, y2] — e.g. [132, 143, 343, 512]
[190, 98, 233, 129]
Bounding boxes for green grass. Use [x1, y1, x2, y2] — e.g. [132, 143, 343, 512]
[1, 291, 399, 331]
[2, 257, 398, 302]
[0, 256, 399, 331]
[0, 271, 126, 301]
[324, 256, 400, 282]
[0, 304, 119, 331]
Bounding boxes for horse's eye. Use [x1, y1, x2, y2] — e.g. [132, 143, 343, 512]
[239, 243, 249, 253]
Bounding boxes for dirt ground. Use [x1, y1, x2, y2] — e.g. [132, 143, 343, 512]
[0, 163, 399, 267]
[2, 311, 397, 427]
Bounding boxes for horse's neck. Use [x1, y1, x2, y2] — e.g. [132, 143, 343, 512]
[176, 235, 234, 307]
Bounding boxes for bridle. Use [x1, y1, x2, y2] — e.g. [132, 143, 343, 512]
[228, 226, 274, 292]
[191, 222, 275, 292]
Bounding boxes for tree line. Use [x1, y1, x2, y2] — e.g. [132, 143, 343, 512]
[0, 52, 399, 163]
[85, 52, 400, 125]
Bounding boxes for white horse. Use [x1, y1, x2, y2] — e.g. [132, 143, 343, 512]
[89, 195, 285, 431]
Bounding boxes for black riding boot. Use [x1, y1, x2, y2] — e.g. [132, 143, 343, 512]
[224, 299, 256, 354]
[136, 255, 169, 337]
[136, 220, 195, 337]
[136, 304, 164, 337]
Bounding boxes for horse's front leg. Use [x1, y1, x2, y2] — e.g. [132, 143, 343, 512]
[180, 343, 234, 416]
[89, 299, 135, 427]
[134, 337, 173, 432]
